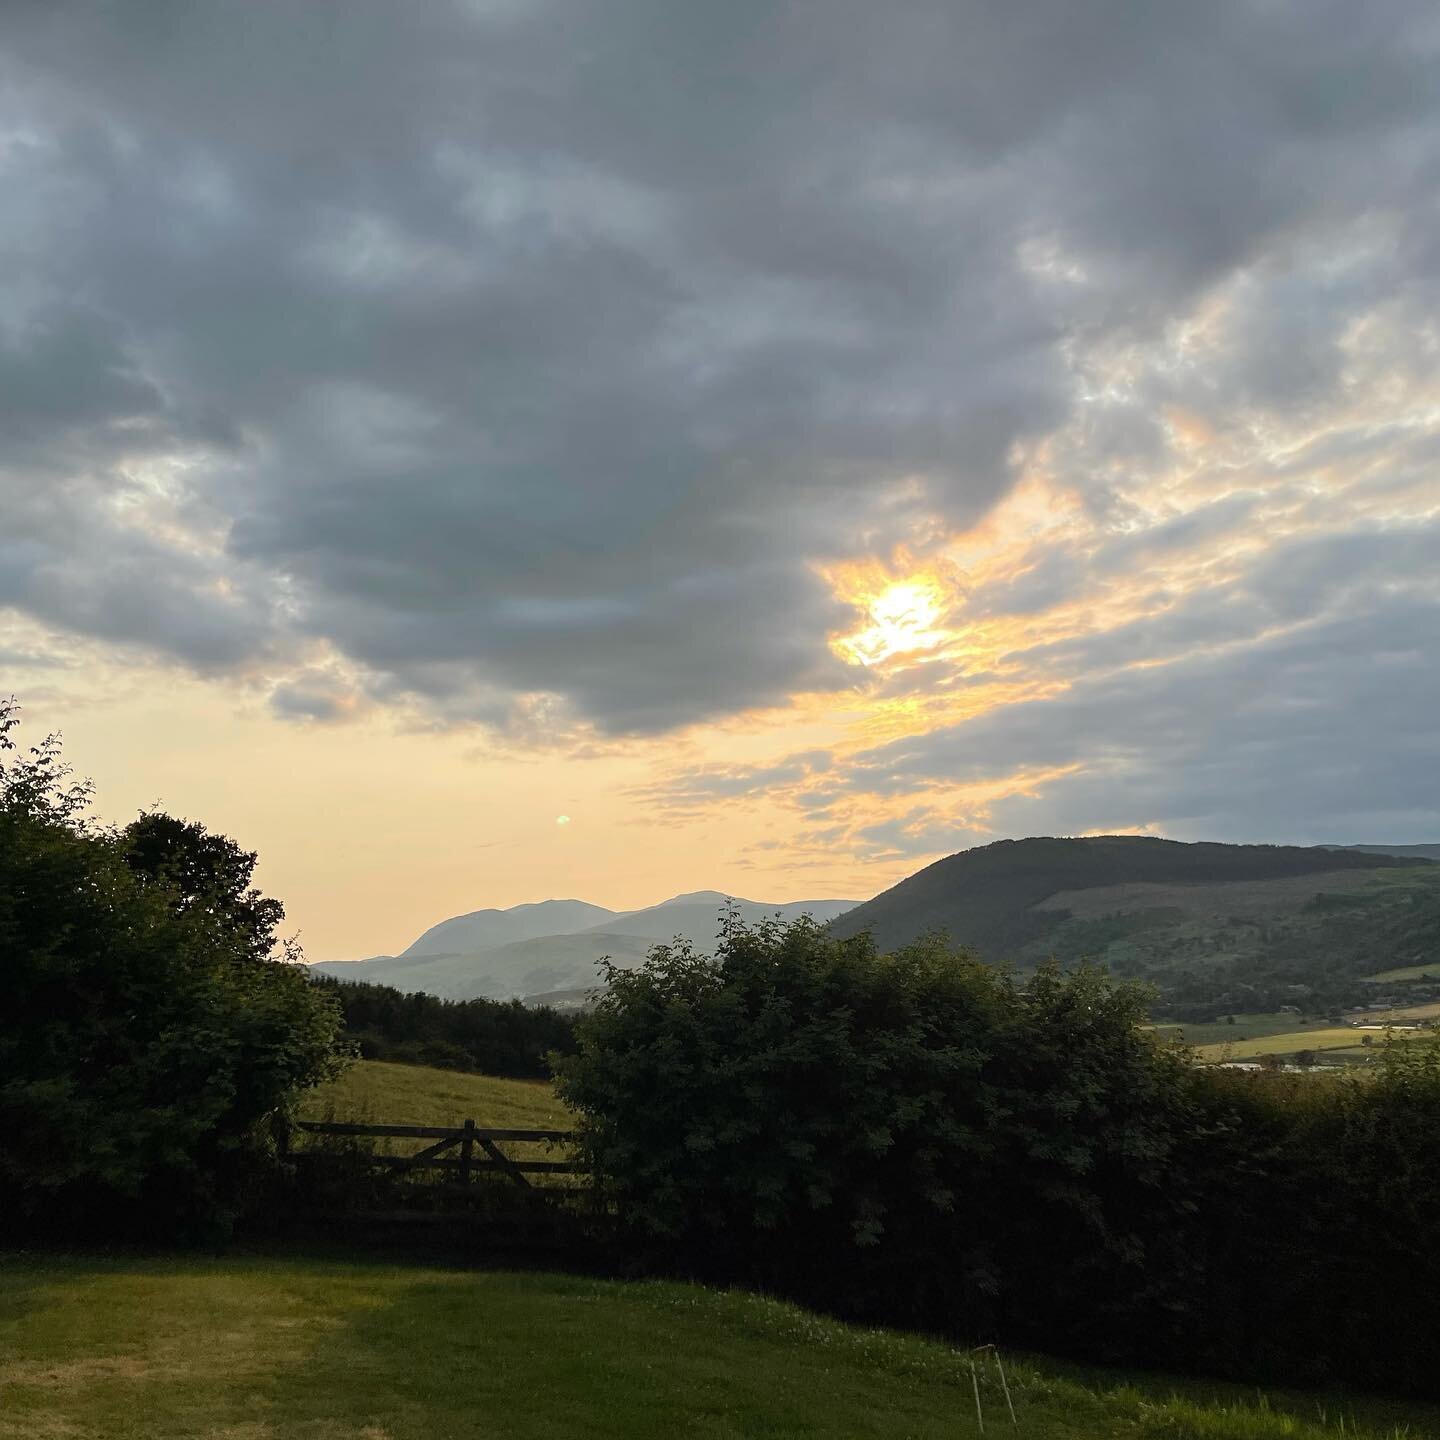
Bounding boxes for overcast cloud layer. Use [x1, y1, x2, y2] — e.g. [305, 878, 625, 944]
[3, 2, 1439, 848]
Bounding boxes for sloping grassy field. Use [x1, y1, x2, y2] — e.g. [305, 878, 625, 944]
[299, 1059, 569, 1130]
[1, 1255, 1434, 1440]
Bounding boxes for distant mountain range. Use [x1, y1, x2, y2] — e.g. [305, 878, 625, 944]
[311, 891, 860, 1002]
[313, 838, 1440, 1021]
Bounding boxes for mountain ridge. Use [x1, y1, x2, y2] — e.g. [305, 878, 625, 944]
[312, 890, 862, 1001]
[404, 898, 617, 957]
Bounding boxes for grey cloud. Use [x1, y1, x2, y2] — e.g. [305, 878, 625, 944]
[844, 559, 1440, 842]
[643, 750, 836, 807]
[1, 1, 1439, 737]
[984, 522, 1440, 688]
[0, 646, 72, 672]
[268, 675, 361, 724]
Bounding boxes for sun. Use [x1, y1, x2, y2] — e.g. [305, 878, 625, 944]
[836, 578, 948, 666]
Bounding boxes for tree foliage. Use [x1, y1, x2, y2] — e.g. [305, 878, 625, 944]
[121, 811, 286, 963]
[0, 700, 347, 1237]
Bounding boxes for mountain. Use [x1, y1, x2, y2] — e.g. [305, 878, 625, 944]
[403, 899, 617, 956]
[1321, 843, 1440, 862]
[827, 836, 1440, 1020]
[312, 891, 861, 1002]
[829, 836, 1423, 955]
[592, 891, 859, 949]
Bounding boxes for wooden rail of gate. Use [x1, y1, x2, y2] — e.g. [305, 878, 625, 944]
[283, 1118, 583, 1190]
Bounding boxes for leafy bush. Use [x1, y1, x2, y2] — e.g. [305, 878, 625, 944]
[1190, 1040, 1440, 1394]
[556, 915, 1203, 1347]
[0, 701, 347, 1239]
[556, 912, 1440, 1394]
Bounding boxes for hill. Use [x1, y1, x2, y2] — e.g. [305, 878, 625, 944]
[404, 898, 617, 956]
[6, 1256, 1433, 1439]
[829, 837, 1440, 1020]
[595, 891, 857, 945]
[313, 891, 860, 1001]
[311, 933, 654, 1000]
[1323, 842, 1440, 862]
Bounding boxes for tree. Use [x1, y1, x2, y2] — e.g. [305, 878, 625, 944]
[314, 975, 577, 1080]
[0, 700, 347, 1237]
[122, 811, 285, 963]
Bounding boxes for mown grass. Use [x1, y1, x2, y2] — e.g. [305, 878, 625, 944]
[1, 1254, 1435, 1440]
[299, 1059, 570, 1131]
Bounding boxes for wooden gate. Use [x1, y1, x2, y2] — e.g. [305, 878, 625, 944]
[284, 1119, 582, 1189]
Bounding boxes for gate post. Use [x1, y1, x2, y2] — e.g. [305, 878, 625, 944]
[460, 1118, 476, 1186]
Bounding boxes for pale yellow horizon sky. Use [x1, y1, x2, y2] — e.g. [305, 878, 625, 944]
[10, 668, 919, 961]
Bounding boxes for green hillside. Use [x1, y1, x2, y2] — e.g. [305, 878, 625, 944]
[829, 838, 1440, 1020]
[829, 837, 1417, 953]
[4, 1255, 1433, 1439]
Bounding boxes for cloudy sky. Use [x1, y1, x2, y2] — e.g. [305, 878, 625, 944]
[4, 2, 1439, 958]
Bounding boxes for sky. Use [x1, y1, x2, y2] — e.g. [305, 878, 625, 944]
[3, 2, 1439, 960]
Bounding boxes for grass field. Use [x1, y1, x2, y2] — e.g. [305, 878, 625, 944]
[300, 1059, 569, 1131]
[2, 1254, 1435, 1439]
[1191, 1027, 1377, 1062]
[1150, 1012, 1336, 1048]
[1192, 1026, 1436, 1063]
[1363, 964, 1440, 983]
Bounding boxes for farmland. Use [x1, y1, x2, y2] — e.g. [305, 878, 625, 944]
[2, 1254, 1435, 1440]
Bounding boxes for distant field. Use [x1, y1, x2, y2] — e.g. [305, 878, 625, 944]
[1192, 1026, 1377, 1062]
[300, 1059, 569, 1131]
[1038, 868, 1386, 922]
[1193, 1027, 1435, 1064]
[1363, 964, 1440, 983]
[2, 1254, 1434, 1439]
[1363, 999, 1440, 1023]
[1150, 1012, 1335, 1048]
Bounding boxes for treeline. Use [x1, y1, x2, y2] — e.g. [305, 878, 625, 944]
[557, 916, 1440, 1399]
[313, 975, 576, 1080]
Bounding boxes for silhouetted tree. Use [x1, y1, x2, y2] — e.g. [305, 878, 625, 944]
[122, 811, 285, 962]
[0, 700, 346, 1238]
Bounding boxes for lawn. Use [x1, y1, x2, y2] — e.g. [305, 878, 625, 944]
[300, 1059, 570, 1131]
[1, 1254, 1434, 1440]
